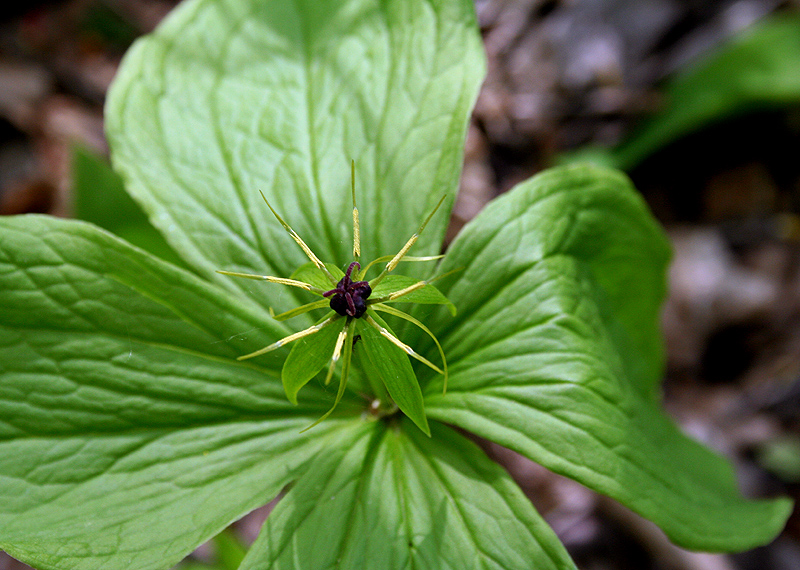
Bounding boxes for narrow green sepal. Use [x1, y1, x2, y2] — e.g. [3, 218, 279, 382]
[370, 275, 456, 316]
[371, 302, 448, 393]
[357, 313, 430, 436]
[360, 254, 444, 277]
[270, 298, 330, 321]
[301, 319, 356, 433]
[290, 262, 345, 291]
[282, 313, 343, 404]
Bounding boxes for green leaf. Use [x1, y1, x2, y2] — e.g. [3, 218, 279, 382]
[71, 145, 186, 267]
[270, 298, 330, 323]
[72, 144, 143, 228]
[371, 274, 457, 315]
[425, 164, 792, 551]
[756, 436, 800, 483]
[371, 303, 449, 392]
[241, 420, 577, 570]
[282, 314, 343, 404]
[106, 0, 486, 311]
[563, 14, 800, 170]
[0, 215, 353, 570]
[357, 314, 429, 435]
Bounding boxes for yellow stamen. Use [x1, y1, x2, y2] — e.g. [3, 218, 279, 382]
[365, 315, 444, 375]
[351, 160, 361, 261]
[301, 320, 355, 433]
[258, 191, 336, 285]
[371, 194, 447, 286]
[237, 316, 337, 360]
[324, 326, 348, 385]
[216, 271, 325, 294]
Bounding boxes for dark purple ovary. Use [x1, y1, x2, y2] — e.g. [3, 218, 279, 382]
[323, 262, 372, 318]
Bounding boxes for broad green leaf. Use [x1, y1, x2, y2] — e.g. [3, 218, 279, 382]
[0, 215, 356, 570]
[282, 314, 343, 404]
[564, 14, 800, 170]
[371, 274, 457, 315]
[241, 420, 577, 570]
[357, 314, 429, 435]
[106, 0, 485, 314]
[423, 164, 792, 551]
[71, 145, 185, 268]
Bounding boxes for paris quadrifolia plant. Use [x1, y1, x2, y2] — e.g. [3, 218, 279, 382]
[217, 162, 454, 434]
[0, 0, 792, 569]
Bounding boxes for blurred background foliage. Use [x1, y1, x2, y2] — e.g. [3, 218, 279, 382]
[1, 1, 799, 569]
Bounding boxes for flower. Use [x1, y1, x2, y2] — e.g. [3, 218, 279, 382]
[217, 164, 453, 435]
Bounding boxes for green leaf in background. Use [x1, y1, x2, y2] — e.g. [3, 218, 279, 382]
[423, 164, 793, 551]
[563, 13, 800, 171]
[106, 0, 485, 317]
[71, 145, 186, 267]
[757, 436, 800, 483]
[0, 216, 361, 570]
[240, 420, 577, 570]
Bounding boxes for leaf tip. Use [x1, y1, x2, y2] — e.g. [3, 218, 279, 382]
[409, 409, 431, 437]
[420, 420, 432, 437]
[282, 382, 300, 405]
